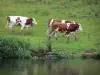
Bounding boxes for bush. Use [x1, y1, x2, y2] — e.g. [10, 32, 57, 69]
[0, 36, 32, 59]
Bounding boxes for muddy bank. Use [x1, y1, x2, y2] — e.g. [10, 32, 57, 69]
[31, 49, 100, 60]
[82, 52, 100, 59]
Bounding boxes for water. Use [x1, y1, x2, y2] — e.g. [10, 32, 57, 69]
[0, 59, 100, 75]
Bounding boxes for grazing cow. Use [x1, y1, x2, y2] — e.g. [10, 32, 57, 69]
[6, 16, 37, 32]
[47, 19, 82, 40]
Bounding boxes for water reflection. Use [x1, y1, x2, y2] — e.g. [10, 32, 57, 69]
[0, 59, 100, 75]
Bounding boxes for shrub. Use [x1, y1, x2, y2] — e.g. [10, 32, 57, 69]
[0, 36, 32, 59]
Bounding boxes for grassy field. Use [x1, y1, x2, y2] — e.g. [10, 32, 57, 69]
[0, 0, 100, 53]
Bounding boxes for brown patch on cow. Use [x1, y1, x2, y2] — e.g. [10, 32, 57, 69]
[16, 17, 21, 23]
[7, 17, 10, 23]
[25, 18, 32, 25]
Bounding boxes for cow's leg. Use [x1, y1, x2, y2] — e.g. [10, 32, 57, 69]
[47, 27, 53, 40]
[47, 28, 52, 40]
[67, 34, 70, 42]
[48, 31, 54, 40]
[49, 31, 55, 39]
[20, 26, 24, 32]
[46, 29, 49, 36]
[8, 24, 14, 32]
[48, 30, 56, 40]
[46, 28, 51, 37]
[53, 28, 59, 40]
[65, 32, 70, 43]
[9, 25, 12, 30]
[47, 27, 59, 40]
[54, 31, 57, 40]
[54, 31, 58, 40]
[62, 31, 66, 37]
[73, 32, 77, 40]
[47, 33, 51, 40]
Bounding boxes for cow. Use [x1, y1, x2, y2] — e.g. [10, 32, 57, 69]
[47, 19, 82, 41]
[47, 19, 73, 36]
[6, 16, 37, 32]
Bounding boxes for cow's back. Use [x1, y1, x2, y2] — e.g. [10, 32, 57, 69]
[8, 16, 28, 23]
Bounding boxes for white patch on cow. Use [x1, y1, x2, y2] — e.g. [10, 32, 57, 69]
[49, 19, 54, 26]
[61, 20, 65, 23]
[66, 23, 70, 29]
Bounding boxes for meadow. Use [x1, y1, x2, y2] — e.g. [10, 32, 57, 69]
[0, 0, 100, 58]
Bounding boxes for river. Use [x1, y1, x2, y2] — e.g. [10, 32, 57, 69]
[0, 59, 100, 75]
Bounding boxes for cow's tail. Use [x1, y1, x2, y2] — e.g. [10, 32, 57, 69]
[46, 18, 54, 39]
[47, 19, 52, 35]
[48, 19, 54, 27]
[6, 16, 10, 29]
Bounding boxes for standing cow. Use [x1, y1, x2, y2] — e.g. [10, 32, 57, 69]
[6, 16, 37, 32]
[47, 19, 82, 40]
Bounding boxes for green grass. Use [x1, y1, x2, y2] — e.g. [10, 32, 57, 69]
[0, 0, 100, 53]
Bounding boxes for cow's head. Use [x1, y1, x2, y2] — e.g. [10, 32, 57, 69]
[77, 23, 82, 32]
[31, 18, 37, 26]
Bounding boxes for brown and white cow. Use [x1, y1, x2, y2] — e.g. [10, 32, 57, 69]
[47, 19, 82, 40]
[6, 16, 37, 32]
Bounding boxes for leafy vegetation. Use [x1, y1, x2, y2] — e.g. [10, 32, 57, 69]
[0, 36, 32, 59]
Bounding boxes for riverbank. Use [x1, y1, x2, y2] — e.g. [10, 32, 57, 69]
[0, 36, 100, 60]
[31, 50, 100, 60]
